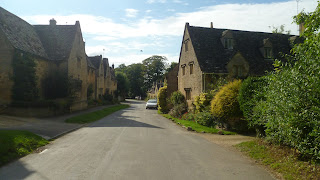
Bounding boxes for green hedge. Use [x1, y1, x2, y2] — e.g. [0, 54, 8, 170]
[157, 86, 168, 113]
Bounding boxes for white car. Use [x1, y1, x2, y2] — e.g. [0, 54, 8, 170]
[146, 99, 158, 109]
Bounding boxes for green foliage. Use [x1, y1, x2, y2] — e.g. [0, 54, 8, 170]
[195, 111, 217, 127]
[43, 71, 68, 99]
[115, 72, 129, 98]
[126, 63, 145, 98]
[11, 51, 39, 101]
[253, 3, 320, 161]
[211, 80, 243, 120]
[193, 92, 214, 113]
[238, 76, 268, 134]
[143, 55, 167, 90]
[170, 91, 185, 105]
[157, 86, 168, 113]
[0, 130, 48, 166]
[65, 104, 129, 124]
[87, 84, 94, 99]
[168, 103, 187, 118]
[269, 24, 291, 34]
[161, 114, 236, 135]
[181, 112, 195, 121]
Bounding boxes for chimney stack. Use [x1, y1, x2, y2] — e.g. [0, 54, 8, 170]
[50, 18, 57, 26]
[210, 22, 213, 28]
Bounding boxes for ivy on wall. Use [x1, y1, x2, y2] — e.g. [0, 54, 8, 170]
[11, 51, 39, 102]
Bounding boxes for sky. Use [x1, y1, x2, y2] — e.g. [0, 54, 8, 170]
[0, 0, 318, 67]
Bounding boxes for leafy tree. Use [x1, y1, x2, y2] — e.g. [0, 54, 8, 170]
[269, 24, 291, 34]
[143, 55, 167, 90]
[165, 62, 178, 74]
[126, 63, 145, 98]
[115, 72, 129, 99]
[255, 4, 320, 160]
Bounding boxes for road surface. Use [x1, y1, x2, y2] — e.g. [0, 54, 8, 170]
[0, 100, 274, 180]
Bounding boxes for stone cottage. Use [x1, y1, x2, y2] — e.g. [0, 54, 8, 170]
[178, 23, 295, 106]
[0, 7, 117, 115]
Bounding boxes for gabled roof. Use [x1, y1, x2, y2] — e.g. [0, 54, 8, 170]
[86, 56, 96, 69]
[186, 24, 295, 75]
[88, 55, 103, 69]
[34, 22, 78, 61]
[0, 7, 48, 58]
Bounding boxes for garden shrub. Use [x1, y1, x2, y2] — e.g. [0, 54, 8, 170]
[170, 91, 185, 106]
[181, 112, 195, 121]
[168, 91, 187, 117]
[193, 93, 214, 113]
[157, 86, 168, 113]
[238, 76, 268, 134]
[196, 111, 217, 127]
[211, 79, 244, 130]
[253, 5, 320, 161]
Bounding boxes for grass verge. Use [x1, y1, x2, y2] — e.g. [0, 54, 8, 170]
[236, 140, 320, 180]
[161, 114, 236, 135]
[65, 104, 130, 124]
[0, 130, 49, 166]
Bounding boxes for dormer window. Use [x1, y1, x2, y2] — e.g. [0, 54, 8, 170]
[264, 47, 272, 59]
[221, 30, 234, 50]
[224, 38, 233, 49]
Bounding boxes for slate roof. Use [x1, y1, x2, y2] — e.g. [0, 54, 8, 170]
[88, 55, 102, 69]
[87, 56, 96, 69]
[0, 7, 48, 58]
[186, 24, 295, 75]
[34, 24, 77, 61]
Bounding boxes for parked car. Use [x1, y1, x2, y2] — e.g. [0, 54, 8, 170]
[146, 99, 158, 109]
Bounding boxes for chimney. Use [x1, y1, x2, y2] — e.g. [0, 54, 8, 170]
[112, 64, 114, 69]
[299, 23, 305, 36]
[210, 22, 213, 28]
[50, 18, 57, 26]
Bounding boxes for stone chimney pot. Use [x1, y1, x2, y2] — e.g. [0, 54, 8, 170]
[50, 18, 57, 26]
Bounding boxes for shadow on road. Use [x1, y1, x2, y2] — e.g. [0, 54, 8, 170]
[89, 112, 163, 129]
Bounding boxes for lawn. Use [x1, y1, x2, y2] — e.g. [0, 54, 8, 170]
[0, 130, 49, 166]
[65, 104, 130, 124]
[161, 114, 236, 135]
[236, 140, 320, 180]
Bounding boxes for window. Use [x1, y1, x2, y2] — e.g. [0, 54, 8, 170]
[185, 88, 191, 100]
[233, 65, 243, 77]
[224, 38, 233, 49]
[264, 47, 272, 59]
[184, 39, 189, 52]
[189, 64, 193, 74]
[181, 64, 186, 75]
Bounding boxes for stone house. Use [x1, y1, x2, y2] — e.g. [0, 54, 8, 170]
[178, 23, 295, 106]
[87, 56, 117, 99]
[148, 80, 164, 99]
[165, 64, 178, 98]
[0, 7, 117, 115]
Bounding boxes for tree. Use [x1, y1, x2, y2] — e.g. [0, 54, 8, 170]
[126, 63, 145, 98]
[115, 72, 129, 99]
[269, 24, 291, 34]
[254, 3, 320, 160]
[142, 55, 168, 90]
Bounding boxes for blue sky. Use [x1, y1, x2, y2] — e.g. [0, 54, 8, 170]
[1, 0, 317, 67]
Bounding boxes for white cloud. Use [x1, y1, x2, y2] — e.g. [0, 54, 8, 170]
[146, 0, 167, 4]
[125, 9, 139, 18]
[22, 0, 317, 66]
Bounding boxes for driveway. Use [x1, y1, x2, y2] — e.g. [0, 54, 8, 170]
[0, 100, 275, 180]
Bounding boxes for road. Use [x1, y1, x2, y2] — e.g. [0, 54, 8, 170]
[0, 100, 274, 180]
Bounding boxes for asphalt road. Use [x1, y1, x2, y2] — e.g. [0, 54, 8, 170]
[0, 100, 275, 180]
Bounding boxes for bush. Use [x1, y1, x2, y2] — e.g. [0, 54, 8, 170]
[170, 91, 185, 106]
[157, 86, 168, 113]
[181, 112, 195, 121]
[193, 92, 214, 113]
[211, 80, 244, 129]
[196, 111, 217, 127]
[169, 103, 187, 118]
[238, 76, 268, 134]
